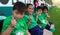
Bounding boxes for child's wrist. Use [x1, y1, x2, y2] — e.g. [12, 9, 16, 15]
[10, 24, 15, 28]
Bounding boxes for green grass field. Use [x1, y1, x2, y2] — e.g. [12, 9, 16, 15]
[48, 7, 60, 35]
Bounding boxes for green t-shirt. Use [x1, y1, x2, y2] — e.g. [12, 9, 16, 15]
[41, 13, 47, 20]
[41, 13, 55, 32]
[24, 14, 37, 29]
[33, 13, 47, 29]
[1, 16, 28, 35]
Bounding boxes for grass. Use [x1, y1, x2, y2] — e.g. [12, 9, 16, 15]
[48, 6, 60, 35]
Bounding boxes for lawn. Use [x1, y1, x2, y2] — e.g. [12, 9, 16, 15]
[48, 6, 60, 35]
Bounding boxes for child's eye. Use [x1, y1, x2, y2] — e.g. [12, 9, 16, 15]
[29, 8, 31, 9]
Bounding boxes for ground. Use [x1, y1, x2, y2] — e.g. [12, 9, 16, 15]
[48, 6, 60, 35]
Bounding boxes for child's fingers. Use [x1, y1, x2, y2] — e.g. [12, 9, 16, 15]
[11, 16, 16, 23]
[10, 16, 16, 27]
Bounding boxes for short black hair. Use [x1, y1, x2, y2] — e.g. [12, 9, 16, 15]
[13, 2, 26, 13]
[37, 6, 42, 11]
[26, 3, 33, 8]
[42, 6, 48, 10]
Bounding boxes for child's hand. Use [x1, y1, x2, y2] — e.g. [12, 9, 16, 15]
[26, 30, 31, 35]
[10, 16, 16, 28]
[50, 24, 54, 29]
[46, 15, 50, 18]
[36, 15, 38, 22]
[36, 11, 39, 15]
[30, 16, 32, 20]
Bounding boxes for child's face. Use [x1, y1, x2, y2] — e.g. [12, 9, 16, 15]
[13, 10, 24, 20]
[43, 9, 48, 13]
[37, 9, 42, 14]
[27, 5, 33, 15]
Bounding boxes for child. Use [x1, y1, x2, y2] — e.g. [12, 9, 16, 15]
[33, 0, 39, 13]
[42, 6, 55, 32]
[1, 2, 30, 35]
[24, 4, 44, 35]
[42, 6, 50, 18]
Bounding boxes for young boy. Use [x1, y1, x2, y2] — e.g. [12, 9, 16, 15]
[24, 4, 44, 35]
[42, 6, 50, 18]
[1, 2, 31, 35]
[42, 6, 55, 32]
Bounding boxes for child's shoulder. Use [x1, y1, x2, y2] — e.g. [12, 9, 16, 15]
[4, 16, 12, 22]
[24, 14, 30, 19]
[41, 13, 46, 16]
[41, 13, 45, 15]
[24, 14, 29, 17]
[3, 16, 12, 25]
[5, 16, 12, 20]
[33, 13, 36, 15]
[33, 13, 36, 17]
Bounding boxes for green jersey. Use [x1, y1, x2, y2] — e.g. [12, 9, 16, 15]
[2, 16, 28, 35]
[24, 14, 37, 29]
[33, 13, 47, 29]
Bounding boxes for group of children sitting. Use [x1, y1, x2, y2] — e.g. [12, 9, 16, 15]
[1, 2, 55, 35]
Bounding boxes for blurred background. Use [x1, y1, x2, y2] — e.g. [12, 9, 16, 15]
[0, 0, 60, 35]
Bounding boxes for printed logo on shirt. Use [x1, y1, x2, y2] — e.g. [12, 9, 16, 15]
[16, 31, 24, 35]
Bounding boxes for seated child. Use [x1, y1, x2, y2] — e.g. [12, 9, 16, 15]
[1, 2, 31, 35]
[24, 4, 43, 35]
[33, 6, 47, 29]
[42, 6, 50, 18]
[42, 6, 55, 32]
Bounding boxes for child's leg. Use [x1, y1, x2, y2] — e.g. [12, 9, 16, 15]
[45, 22, 55, 32]
[29, 25, 43, 35]
[43, 29, 53, 35]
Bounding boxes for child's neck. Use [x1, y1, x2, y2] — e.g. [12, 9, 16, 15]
[26, 12, 32, 16]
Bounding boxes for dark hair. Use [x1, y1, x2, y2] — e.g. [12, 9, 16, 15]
[42, 6, 48, 10]
[13, 2, 26, 13]
[37, 6, 42, 11]
[26, 3, 33, 8]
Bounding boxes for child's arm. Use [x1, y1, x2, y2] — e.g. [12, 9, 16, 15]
[38, 24, 42, 28]
[45, 13, 50, 18]
[1, 25, 13, 35]
[46, 15, 50, 18]
[1, 16, 16, 35]
[35, 12, 40, 22]
[26, 30, 31, 35]
[36, 15, 38, 22]
[27, 16, 32, 26]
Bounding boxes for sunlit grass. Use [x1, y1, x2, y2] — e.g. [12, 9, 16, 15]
[48, 7, 60, 35]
